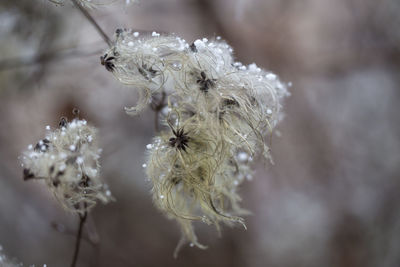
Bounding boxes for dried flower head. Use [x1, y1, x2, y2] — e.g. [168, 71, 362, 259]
[104, 29, 289, 255]
[102, 30, 288, 120]
[20, 118, 113, 215]
[146, 110, 255, 256]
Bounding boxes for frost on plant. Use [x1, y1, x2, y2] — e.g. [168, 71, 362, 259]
[102, 29, 290, 255]
[48, 0, 133, 9]
[0, 245, 23, 267]
[20, 117, 113, 215]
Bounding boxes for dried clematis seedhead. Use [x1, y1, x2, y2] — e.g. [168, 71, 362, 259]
[20, 118, 113, 215]
[102, 30, 288, 142]
[146, 111, 250, 256]
[101, 29, 237, 115]
[105, 29, 290, 255]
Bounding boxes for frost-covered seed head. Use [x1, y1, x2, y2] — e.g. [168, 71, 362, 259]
[20, 118, 113, 215]
[104, 29, 289, 254]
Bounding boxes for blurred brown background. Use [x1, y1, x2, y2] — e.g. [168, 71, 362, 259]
[1, 0, 400, 266]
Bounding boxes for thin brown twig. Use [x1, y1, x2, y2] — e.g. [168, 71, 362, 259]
[70, 0, 112, 47]
[51, 222, 98, 246]
[70, 210, 88, 267]
[0, 48, 102, 72]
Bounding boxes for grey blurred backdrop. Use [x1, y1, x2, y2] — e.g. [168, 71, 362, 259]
[1, 0, 400, 266]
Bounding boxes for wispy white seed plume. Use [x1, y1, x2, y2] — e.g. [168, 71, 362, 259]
[20, 118, 113, 215]
[102, 29, 289, 254]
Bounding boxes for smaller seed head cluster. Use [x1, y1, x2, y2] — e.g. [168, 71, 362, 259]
[20, 118, 113, 215]
[102, 29, 289, 253]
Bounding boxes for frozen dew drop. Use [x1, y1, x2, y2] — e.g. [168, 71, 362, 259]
[59, 164, 66, 171]
[76, 157, 84, 164]
[133, 31, 139, 37]
[194, 39, 206, 50]
[266, 73, 277, 80]
[142, 163, 147, 168]
[237, 152, 248, 162]
[146, 144, 153, 150]
[171, 62, 182, 70]
[128, 41, 134, 47]
[45, 125, 51, 130]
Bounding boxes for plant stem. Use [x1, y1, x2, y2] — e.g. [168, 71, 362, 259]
[70, 0, 112, 47]
[150, 91, 166, 132]
[70, 211, 88, 267]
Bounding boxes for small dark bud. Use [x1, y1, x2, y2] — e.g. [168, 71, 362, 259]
[100, 55, 106, 66]
[72, 108, 80, 117]
[23, 168, 35, 181]
[52, 179, 60, 187]
[34, 139, 50, 152]
[223, 98, 239, 107]
[59, 117, 68, 128]
[190, 43, 197, 52]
